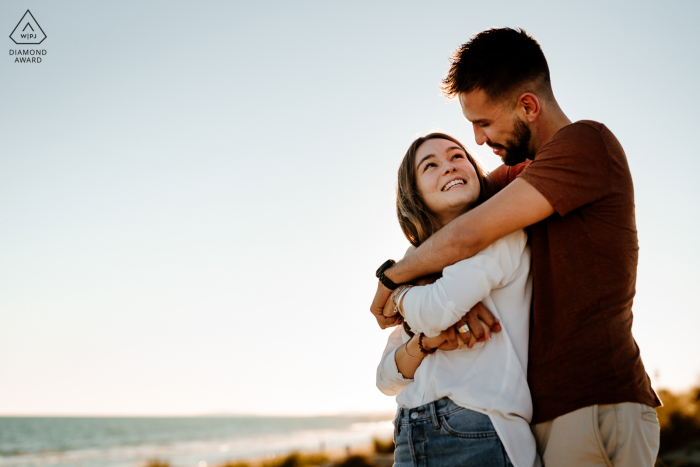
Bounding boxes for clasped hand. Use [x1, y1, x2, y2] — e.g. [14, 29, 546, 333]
[370, 280, 501, 349]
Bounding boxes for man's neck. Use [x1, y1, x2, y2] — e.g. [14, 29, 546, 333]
[532, 103, 572, 154]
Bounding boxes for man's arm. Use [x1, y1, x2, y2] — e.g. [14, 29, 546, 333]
[389, 178, 553, 282]
[370, 178, 554, 326]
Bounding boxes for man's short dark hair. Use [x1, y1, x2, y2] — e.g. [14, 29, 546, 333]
[442, 28, 552, 103]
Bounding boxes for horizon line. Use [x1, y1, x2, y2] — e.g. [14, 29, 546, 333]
[0, 410, 396, 418]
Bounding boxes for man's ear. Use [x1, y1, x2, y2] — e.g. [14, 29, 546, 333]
[517, 93, 540, 123]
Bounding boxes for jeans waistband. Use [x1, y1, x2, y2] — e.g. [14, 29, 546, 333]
[397, 397, 464, 423]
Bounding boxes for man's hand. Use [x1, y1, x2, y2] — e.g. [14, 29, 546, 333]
[378, 274, 441, 327]
[370, 281, 400, 329]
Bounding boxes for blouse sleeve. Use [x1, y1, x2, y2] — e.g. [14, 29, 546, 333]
[376, 326, 414, 396]
[402, 230, 527, 337]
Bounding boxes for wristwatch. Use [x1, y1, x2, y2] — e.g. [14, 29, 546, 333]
[376, 259, 399, 290]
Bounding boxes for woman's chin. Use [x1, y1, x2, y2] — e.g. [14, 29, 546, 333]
[446, 197, 477, 213]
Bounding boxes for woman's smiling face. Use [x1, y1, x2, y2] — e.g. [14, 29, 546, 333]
[414, 138, 481, 227]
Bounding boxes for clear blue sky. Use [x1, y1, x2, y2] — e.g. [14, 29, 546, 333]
[1, 0, 698, 415]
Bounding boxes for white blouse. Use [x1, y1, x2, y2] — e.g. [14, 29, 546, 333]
[376, 230, 539, 467]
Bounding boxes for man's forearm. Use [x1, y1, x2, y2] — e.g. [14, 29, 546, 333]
[371, 179, 554, 331]
[383, 179, 554, 285]
[384, 218, 482, 284]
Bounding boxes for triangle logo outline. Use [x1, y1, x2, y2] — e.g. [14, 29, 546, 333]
[10, 10, 47, 45]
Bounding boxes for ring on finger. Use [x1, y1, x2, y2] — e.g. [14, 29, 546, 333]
[457, 324, 470, 334]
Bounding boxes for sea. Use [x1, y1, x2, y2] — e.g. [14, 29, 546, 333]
[0, 415, 394, 467]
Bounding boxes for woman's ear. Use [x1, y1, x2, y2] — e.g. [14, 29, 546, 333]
[517, 92, 540, 123]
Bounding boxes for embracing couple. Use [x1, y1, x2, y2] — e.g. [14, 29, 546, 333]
[372, 28, 661, 467]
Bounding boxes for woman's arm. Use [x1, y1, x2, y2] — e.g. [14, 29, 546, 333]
[399, 231, 527, 337]
[392, 334, 426, 380]
[377, 245, 501, 396]
[376, 327, 416, 396]
[378, 326, 489, 398]
[376, 327, 455, 394]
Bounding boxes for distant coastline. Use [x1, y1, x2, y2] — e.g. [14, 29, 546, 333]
[0, 415, 394, 467]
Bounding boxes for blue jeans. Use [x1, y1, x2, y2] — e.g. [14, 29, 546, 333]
[393, 397, 514, 467]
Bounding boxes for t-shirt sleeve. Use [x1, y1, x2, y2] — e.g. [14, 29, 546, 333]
[490, 164, 509, 189]
[518, 123, 611, 217]
[489, 160, 531, 189]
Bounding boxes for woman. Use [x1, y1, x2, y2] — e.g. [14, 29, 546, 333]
[376, 133, 538, 467]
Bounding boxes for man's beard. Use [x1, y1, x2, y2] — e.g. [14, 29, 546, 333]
[489, 119, 533, 166]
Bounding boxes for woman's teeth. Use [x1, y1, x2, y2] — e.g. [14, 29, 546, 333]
[442, 179, 466, 191]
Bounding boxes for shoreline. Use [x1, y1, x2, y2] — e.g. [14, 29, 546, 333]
[208, 440, 394, 467]
[205, 438, 394, 467]
[0, 416, 394, 467]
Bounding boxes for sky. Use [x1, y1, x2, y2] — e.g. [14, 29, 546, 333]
[1, 0, 699, 416]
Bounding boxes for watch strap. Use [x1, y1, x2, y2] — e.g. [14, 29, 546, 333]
[376, 259, 399, 290]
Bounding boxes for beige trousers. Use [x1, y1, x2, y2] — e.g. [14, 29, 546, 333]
[532, 403, 660, 467]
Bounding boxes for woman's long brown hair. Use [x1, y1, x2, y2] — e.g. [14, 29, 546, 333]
[396, 133, 500, 247]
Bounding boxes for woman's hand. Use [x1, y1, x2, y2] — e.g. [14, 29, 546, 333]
[419, 332, 449, 350]
[421, 317, 493, 352]
[420, 329, 466, 351]
[455, 319, 491, 349]
[444, 303, 502, 349]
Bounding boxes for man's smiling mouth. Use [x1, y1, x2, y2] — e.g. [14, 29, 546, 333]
[442, 179, 466, 191]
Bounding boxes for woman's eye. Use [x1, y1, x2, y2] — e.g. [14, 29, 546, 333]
[452, 154, 464, 160]
[424, 162, 437, 171]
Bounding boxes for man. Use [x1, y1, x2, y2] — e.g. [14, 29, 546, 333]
[371, 28, 661, 466]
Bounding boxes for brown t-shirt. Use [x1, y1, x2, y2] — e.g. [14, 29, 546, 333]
[491, 159, 531, 187]
[517, 120, 661, 424]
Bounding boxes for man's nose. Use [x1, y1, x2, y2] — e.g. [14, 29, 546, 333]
[473, 124, 489, 146]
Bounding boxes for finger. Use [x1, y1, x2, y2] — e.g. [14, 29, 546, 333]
[438, 341, 458, 351]
[370, 282, 392, 316]
[481, 320, 491, 341]
[374, 312, 386, 329]
[370, 307, 387, 320]
[471, 321, 491, 342]
[455, 332, 465, 350]
[375, 316, 386, 329]
[472, 302, 497, 328]
[383, 301, 397, 317]
[466, 312, 484, 339]
[445, 327, 458, 347]
[491, 319, 502, 333]
[383, 315, 401, 328]
[375, 315, 402, 329]
[454, 322, 470, 348]
[468, 329, 479, 349]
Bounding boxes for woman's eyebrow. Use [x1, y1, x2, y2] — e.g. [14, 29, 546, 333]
[417, 146, 463, 169]
[417, 153, 435, 169]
